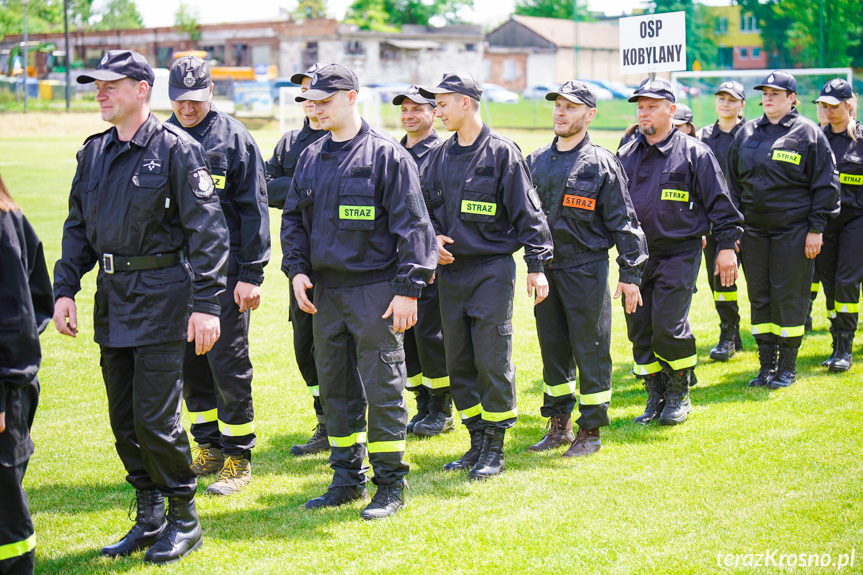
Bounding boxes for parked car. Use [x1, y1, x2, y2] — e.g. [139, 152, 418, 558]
[483, 83, 520, 104]
[585, 79, 637, 99]
[522, 84, 555, 100]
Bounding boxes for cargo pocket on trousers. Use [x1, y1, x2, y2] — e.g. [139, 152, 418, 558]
[496, 322, 513, 370]
[377, 348, 406, 396]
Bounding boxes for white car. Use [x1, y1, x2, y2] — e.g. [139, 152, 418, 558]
[523, 82, 614, 101]
[483, 83, 520, 104]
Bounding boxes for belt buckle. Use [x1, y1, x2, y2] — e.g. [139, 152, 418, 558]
[103, 253, 114, 274]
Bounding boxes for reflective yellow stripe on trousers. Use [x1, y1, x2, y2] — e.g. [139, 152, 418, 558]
[713, 291, 737, 302]
[834, 301, 860, 314]
[482, 407, 517, 422]
[0, 533, 35, 561]
[655, 353, 697, 371]
[307, 385, 320, 397]
[459, 404, 482, 420]
[187, 408, 218, 425]
[633, 361, 662, 375]
[543, 381, 576, 397]
[424, 376, 450, 389]
[367, 440, 406, 453]
[329, 431, 367, 448]
[751, 323, 805, 338]
[218, 420, 255, 437]
[580, 389, 612, 405]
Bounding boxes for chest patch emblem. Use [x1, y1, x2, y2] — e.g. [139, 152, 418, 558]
[143, 159, 162, 172]
[661, 189, 689, 202]
[461, 200, 496, 215]
[562, 194, 596, 210]
[189, 168, 215, 198]
[772, 150, 801, 165]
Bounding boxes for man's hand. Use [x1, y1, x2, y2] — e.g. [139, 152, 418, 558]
[187, 312, 220, 355]
[701, 236, 707, 250]
[614, 282, 643, 314]
[0, 412, 5, 434]
[805, 232, 823, 259]
[436, 235, 455, 265]
[527, 272, 549, 305]
[234, 281, 261, 313]
[382, 295, 418, 333]
[292, 274, 317, 314]
[715, 248, 738, 288]
[53, 296, 78, 337]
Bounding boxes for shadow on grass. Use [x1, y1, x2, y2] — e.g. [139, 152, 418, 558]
[28, 481, 130, 515]
[252, 431, 331, 475]
[36, 549, 140, 574]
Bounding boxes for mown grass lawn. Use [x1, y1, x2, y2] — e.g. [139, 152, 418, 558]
[1, 114, 861, 574]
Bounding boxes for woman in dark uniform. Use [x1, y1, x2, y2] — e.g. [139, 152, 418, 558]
[727, 71, 840, 389]
[813, 79, 862, 372]
[0, 172, 53, 575]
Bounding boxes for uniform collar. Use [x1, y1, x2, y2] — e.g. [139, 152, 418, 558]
[635, 127, 678, 156]
[105, 112, 160, 150]
[183, 109, 220, 138]
[322, 119, 370, 153]
[707, 119, 742, 138]
[447, 123, 491, 155]
[756, 107, 799, 128]
[299, 116, 324, 141]
[401, 131, 440, 158]
[824, 122, 857, 141]
[552, 132, 591, 154]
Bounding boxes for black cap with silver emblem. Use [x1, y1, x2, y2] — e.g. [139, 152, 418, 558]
[291, 62, 324, 85]
[77, 50, 155, 85]
[392, 85, 436, 106]
[545, 80, 597, 109]
[628, 78, 676, 103]
[754, 70, 797, 93]
[295, 64, 360, 102]
[715, 80, 745, 100]
[169, 56, 212, 102]
[418, 72, 483, 101]
[813, 78, 853, 106]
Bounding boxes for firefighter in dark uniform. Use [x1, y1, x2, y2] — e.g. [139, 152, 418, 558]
[282, 64, 436, 519]
[697, 81, 746, 361]
[52, 51, 229, 563]
[419, 73, 553, 478]
[167, 56, 270, 495]
[813, 78, 862, 372]
[672, 103, 696, 136]
[617, 78, 742, 425]
[525, 81, 647, 457]
[265, 63, 330, 456]
[0, 173, 53, 575]
[391, 85, 451, 437]
[727, 71, 840, 388]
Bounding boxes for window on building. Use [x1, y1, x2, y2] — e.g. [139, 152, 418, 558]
[252, 45, 270, 67]
[718, 47, 733, 69]
[156, 47, 174, 68]
[752, 47, 761, 59]
[715, 17, 728, 35]
[464, 43, 477, 52]
[303, 41, 318, 65]
[381, 44, 399, 61]
[739, 47, 748, 60]
[503, 59, 520, 81]
[740, 13, 759, 33]
[233, 44, 250, 67]
[345, 41, 365, 55]
[200, 45, 226, 65]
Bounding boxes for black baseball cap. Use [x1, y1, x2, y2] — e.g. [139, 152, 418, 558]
[290, 62, 323, 85]
[715, 80, 745, 100]
[628, 78, 676, 103]
[393, 85, 436, 106]
[545, 80, 597, 108]
[169, 56, 212, 102]
[419, 72, 483, 101]
[672, 103, 693, 125]
[755, 70, 797, 93]
[77, 50, 154, 85]
[295, 64, 360, 102]
[814, 78, 853, 106]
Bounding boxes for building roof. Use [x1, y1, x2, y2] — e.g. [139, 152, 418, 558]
[495, 15, 620, 50]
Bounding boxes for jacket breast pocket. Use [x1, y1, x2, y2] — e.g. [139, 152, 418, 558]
[423, 183, 445, 210]
[460, 177, 498, 223]
[769, 138, 806, 169]
[560, 177, 598, 223]
[80, 178, 99, 225]
[207, 152, 229, 196]
[337, 177, 377, 231]
[132, 173, 170, 222]
[839, 154, 863, 185]
[658, 171, 696, 214]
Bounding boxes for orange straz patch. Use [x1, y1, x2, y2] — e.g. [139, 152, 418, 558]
[562, 194, 596, 210]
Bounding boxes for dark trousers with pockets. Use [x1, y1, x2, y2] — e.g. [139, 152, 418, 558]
[815, 210, 863, 332]
[313, 279, 408, 488]
[625, 249, 701, 375]
[704, 233, 741, 330]
[101, 340, 196, 497]
[741, 221, 812, 348]
[183, 275, 255, 455]
[404, 280, 448, 389]
[438, 255, 517, 430]
[535, 260, 612, 429]
[290, 281, 323, 418]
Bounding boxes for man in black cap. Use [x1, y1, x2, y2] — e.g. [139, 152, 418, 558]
[167, 55, 270, 496]
[525, 81, 647, 457]
[419, 73, 553, 479]
[391, 86, 451, 437]
[617, 78, 742, 425]
[52, 49, 229, 563]
[282, 64, 437, 519]
[265, 63, 330, 457]
[697, 80, 746, 362]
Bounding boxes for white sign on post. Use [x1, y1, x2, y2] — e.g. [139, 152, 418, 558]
[619, 11, 687, 75]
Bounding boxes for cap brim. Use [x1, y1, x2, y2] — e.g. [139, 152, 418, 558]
[814, 95, 843, 105]
[715, 90, 745, 100]
[76, 69, 127, 84]
[169, 85, 211, 102]
[628, 93, 670, 103]
[672, 118, 690, 125]
[290, 73, 310, 85]
[754, 83, 792, 91]
[545, 92, 593, 106]
[393, 94, 434, 106]
[418, 86, 453, 99]
[295, 88, 339, 102]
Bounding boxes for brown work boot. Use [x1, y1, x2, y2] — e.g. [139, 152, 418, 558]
[562, 427, 601, 458]
[205, 455, 251, 496]
[527, 413, 575, 452]
[189, 443, 225, 476]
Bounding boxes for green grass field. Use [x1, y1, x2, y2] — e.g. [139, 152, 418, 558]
[1, 114, 861, 574]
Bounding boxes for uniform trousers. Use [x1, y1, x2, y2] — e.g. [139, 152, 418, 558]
[100, 341, 196, 497]
[815, 210, 863, 332]
[184, 275, 255, 455]
[404, 280, 449, 391]
[289, 279, 323, 419]
[704, 233, 741, 330]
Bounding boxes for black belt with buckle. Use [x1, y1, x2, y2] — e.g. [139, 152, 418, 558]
[101, 251, 184, 274]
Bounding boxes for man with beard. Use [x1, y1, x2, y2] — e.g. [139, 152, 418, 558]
[525, 81, 647, 456]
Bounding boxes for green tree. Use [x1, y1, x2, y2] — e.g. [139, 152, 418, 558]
[648, 0, 717, 71]
[174, 0, 201, 42]
[293, 0, 327, 20]
[91, 0, 143, 30]
[513, 0, 590, 21]
[344, 0, 469, 30]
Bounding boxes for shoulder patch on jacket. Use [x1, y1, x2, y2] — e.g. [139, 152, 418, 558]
[189, 168, 215, 198]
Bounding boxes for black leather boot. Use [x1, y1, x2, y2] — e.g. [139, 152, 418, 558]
[413, 389, 455, 436]
[709, 325, 737, 361]
[659, 370, 693, 425]
[361, 480, 406, 520]
[101, 489, 166, 557]
[634, 373, 667, 424]
[407, 387, 430, 434]
[468, 427, 506, 480]
[828, 331, 854, 373]
[290, 418, 330, 456]
[768, 346, 798, 389]
[443, 426, 484, 471]
[822, 323, 838, 368]
[749, 344, 778, 387]
[143, 496, 202, 564]
[305, 484, 368, 509]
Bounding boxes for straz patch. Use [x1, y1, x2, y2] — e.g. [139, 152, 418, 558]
[840, 173, 863, 185]
[188, 168, 215, 198]
[772, 150, 802, 165]
[461, 200, 496, 215]
[212, 175, 226, 189]
[142, 159, 163, 173]
[339, 205, 374, 220]
[661, 189, 689, 202]
[562, 194, 595, 210]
